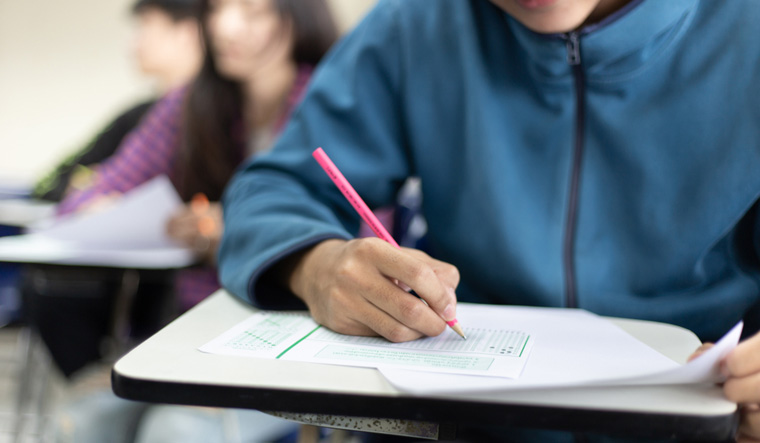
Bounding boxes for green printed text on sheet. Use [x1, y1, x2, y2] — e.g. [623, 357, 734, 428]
[315, 345, 494, 371]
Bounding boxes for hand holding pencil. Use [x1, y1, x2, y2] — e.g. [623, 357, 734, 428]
[283, 148, 464, 343]
[166, 193, 223, 263]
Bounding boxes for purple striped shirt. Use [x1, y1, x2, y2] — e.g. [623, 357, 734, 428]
[58, 66, 314, 311]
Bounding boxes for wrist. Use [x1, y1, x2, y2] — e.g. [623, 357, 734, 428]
[288, 239, 346, 302]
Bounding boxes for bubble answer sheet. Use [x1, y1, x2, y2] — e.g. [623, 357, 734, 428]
[199, 302, 741, 386]
[199, 305, 535, 378]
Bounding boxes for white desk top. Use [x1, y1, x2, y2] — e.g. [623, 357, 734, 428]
[0, 176, 196, 269]
[0, 178, 33, 200]
[113, 290, 737, 439]
[0, 199, 55, 228]
[0, 233, 195, 269]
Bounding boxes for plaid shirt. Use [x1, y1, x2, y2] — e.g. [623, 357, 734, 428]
[58, 66, 314, 310]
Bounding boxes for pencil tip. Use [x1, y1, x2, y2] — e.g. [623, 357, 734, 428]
[449, 322, 466, 340]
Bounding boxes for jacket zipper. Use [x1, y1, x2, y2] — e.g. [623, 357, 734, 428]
[563, 31, 584, 309]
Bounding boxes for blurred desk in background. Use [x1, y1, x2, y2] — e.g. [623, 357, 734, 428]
[0, 197, 55, 326]
[0, 199, 55, 229]
[0, 175, 195, 269]
[0, 177, 34, 200]
[0, 197, 196, 375]
[0, 234, 195, 269]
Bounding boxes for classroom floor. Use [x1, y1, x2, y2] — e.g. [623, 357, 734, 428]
[0, 326, 360, 443]
[0, 324, 162, 443]
[0, 324, 68, 443]
[0, 326, 21, 443]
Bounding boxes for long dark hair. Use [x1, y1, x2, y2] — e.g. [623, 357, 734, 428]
[175, 0, 338, 201]
[132, 0, 200, 20]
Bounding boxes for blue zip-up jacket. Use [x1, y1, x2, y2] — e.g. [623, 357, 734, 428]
[219, 0, 760, 343]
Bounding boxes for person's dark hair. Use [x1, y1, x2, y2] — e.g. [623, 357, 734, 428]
[132, 0, 200, 22]
[175, 0, 338, 202]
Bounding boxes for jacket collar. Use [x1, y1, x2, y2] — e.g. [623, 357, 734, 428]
[504, 0, 697, 83]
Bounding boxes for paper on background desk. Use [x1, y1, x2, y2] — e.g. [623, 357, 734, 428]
[0, 175, 194, 267]
[200, 307, 535, 378]
[32, 175, 183, 249]
[380, 306, 742, 394]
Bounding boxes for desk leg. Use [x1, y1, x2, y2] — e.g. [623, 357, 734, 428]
[105, 269, 141, 358]
[267, 412, 448, 440]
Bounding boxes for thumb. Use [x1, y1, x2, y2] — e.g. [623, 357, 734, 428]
[687, 342, 714, 362]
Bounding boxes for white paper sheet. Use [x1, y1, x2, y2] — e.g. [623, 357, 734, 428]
[594, 321, 742, 386]
[0, 176, 195, 268]
[36, 175, 183, 249]
[199, 308, 535, 378]
[379, 312, 742, 394]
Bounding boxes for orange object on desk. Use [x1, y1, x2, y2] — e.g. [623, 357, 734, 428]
[191, 193, 217, 236]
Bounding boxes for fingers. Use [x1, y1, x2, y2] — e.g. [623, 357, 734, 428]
[723, 333, 760, 403]
[341, 298, 426, 343]
[356, 239, 458, 321]
[166, 202, 224, 248]
[367, 278, 447, 339]
[334, 240, 449, 338]
[738, 406, 760, 441]
[301, 254, 426, 342]
[166, 210, 198, 244]
[402, 248, 461, 290]
[290, 238, 460, 342]
[200, 204, 223, 236]
[190, 196, 222, 236]
[687, 342, 714, 362]
[725, 372, 760, 404]
[724, 333, 760, 378]
[722, 331, 760, 439]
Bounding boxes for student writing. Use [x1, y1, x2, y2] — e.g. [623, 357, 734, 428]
[217, 0, 760, 440]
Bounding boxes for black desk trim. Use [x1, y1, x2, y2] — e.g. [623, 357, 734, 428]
[112, 371, 738, 441]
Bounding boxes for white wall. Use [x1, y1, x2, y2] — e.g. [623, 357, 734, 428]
[0, 0, 376, 187]
[329, 0, 376, 33]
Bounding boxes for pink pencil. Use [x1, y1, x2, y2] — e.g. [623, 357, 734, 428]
[312, 147, 466, 340]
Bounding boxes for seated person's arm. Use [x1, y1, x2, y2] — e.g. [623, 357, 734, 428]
[166, 194, 223, 263]
[56, 91, 183, 216]
[33, 101, 155, 203]
[218, 1, 458, 342]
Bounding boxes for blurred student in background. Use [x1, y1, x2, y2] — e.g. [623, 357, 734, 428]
[57, 0, 337, 311]
[33, 0, 202, 202]
[22, 0, 203, 401]
[54, 0, 338, 442]
[23, 0, 202, 385]
[132, 0, 202, 92]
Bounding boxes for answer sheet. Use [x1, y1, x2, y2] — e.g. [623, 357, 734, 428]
[199, 309, 534, 378]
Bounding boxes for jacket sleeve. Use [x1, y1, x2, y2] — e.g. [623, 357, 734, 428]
[56, 91, 183, 215]
[218, 0, 412, 309]
[32, 101, 155, 203]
